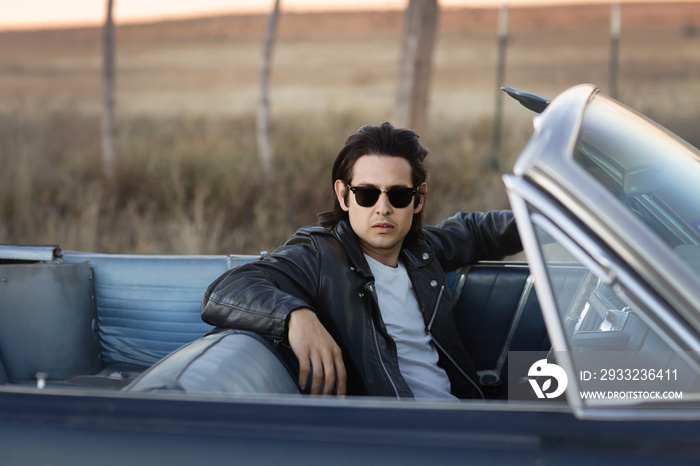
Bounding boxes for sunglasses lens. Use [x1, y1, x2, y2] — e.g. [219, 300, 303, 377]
[387, 189, 414, 208]
[353, 188, 380, 207]
[350, 186, 417, 208]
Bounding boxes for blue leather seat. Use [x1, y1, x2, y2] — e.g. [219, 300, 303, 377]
[63, 252, 257, 368]
[124, 329, 301, 395]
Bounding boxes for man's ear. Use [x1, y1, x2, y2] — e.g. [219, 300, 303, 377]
[413, 183, 428, 214]
[334, 180, 350, 212]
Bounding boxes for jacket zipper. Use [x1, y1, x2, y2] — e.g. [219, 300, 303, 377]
[427, 284, 485, 400]
[366, 282, 401, 399]
[426, 284, 444, 332]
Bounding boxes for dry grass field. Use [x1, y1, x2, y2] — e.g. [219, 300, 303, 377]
[1, 2, 700, 254]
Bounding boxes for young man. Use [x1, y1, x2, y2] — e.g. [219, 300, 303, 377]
[201, 123, 522, 399]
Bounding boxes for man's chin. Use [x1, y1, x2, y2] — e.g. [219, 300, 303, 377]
[362, 237, 403, 253]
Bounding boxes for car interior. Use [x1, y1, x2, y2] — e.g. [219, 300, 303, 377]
[1, 238, 696, 403]
[0, 244, 557, 400]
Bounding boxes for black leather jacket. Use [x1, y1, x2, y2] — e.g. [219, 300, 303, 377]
[201, 211, 521, 399]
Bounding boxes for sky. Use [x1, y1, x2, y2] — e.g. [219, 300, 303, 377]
[0, 0, 683, 30]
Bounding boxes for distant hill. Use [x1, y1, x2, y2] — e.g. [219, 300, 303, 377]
[2, 2, 698, 38]
[120, 2, 700, 38]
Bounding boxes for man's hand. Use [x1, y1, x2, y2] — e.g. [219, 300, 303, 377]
[287, 308, 347, 396]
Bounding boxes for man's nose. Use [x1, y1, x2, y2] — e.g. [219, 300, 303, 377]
[375, 192, 393, 214]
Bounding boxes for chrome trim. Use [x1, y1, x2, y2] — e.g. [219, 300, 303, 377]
[494, 274, 535, 376]
[0, 245, 61, 262]
[450, 266, 468, 301]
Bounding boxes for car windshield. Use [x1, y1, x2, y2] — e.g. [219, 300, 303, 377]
[532, 215, 700, 409]
[573, 96, 700, 279]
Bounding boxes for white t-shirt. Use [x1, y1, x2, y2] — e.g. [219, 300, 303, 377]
[364, 254, 456, 400]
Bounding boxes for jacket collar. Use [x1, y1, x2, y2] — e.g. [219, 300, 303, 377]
[334, 220, 372, 277]
[333, 220, 433, 277]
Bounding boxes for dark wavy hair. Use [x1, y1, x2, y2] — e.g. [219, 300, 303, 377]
[317, 122, 429, 248]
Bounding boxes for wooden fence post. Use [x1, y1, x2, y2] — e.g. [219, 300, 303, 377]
[610, 2, 621, 99]
[101, 0, 116, 179]
[491, 2, 509, 171]
[256, 0, 280, 181]
[395, 0, 439, 135]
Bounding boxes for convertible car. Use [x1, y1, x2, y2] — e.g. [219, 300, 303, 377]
[2, 84, 700, 464]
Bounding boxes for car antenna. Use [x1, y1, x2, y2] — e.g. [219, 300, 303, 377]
[501, 86, 550, 114]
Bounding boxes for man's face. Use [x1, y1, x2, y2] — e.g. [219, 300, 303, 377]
[335, 155, 427, 267]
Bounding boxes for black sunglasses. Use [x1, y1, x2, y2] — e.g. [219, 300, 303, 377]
[347, 185, 421, 209]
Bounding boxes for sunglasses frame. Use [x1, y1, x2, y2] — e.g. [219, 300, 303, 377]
[346, 184, 423, 209]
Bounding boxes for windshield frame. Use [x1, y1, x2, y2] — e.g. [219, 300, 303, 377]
[512, 84, 700, 334]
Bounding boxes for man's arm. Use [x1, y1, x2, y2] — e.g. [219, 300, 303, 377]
[426, 210, 522, 270]
[201, 237, 321, 340]
[201, 234, 347, 395]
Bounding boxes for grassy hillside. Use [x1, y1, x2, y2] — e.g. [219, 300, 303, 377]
[1, 3, 699, 254]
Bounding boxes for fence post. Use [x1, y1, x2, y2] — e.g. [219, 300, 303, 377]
[395, 0, 439, 136]
[609, 2, 621, 99]
[256, 0, 280, 182]
[491, 2, 509, 171]
[101, 0, 116, 179]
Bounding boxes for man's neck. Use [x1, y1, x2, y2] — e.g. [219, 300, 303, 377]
[360, 246, 401, 268]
